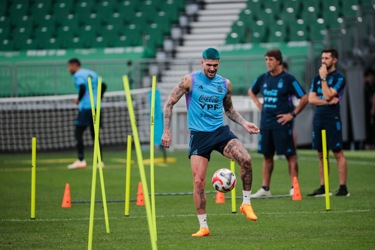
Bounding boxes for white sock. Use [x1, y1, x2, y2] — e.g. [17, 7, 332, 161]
[242, 190, 251, 205]
[197, 214, 208, 229]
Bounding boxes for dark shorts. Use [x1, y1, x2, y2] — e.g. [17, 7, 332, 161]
[258, 128, 296, 156]
[312, 114, 343, 152]
[76, 109, 101, 127]
[188, 125, 238, 161]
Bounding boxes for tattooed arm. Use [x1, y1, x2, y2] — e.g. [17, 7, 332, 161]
[223, 80, 260, 134]
[161, 75, 191, 148]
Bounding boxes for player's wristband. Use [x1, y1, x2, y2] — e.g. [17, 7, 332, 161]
[290, 111, 296, 118]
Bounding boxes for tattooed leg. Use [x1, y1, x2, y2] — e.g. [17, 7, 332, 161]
[223, 139, 253, 191]
[190, 155, 209, 214]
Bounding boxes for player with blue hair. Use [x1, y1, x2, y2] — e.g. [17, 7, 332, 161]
[162, 48, 260, 237]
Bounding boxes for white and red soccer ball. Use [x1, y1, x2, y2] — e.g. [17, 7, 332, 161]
[212, 168, 237, 193]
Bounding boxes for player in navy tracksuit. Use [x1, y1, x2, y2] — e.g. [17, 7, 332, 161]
[308, 49, 349, 197]
[248, 49, 308, 198]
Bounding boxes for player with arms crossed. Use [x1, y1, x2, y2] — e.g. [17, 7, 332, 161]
[308, 49, 349, 196]
[67, 58, 107, 169]
[248, 49, 308, 197]
[162, 48, 260, 237]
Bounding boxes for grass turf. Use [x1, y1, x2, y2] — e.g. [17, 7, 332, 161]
[0, 149, 374, 249]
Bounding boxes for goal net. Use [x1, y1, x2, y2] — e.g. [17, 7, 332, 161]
[0, 89, 151, 152]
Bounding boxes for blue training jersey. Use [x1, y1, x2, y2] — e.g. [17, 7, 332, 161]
[185, 71, 228, 132]
[309, 70, 346, 117]
[250, 71, 306, 129]
[72, 68, 99, 111]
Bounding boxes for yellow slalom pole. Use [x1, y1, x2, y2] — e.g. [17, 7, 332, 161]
[322, 129, 331, 211]
[88, 77, 110, 234]
[124, 135, 132, 217]
[87, 77, 103, 250]
[230, 159, 237, 213]
[30, 137, 36, 219]
[123, 75, 157, 250]
[150, 75, 157, 241]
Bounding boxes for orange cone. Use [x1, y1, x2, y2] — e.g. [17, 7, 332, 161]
[215, 191, 225, 204]
[292, 176, 302, 201]
[136, 182, 145, 206]
[61, 183, 71, 208]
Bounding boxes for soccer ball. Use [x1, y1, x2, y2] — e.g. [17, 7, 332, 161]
[212, 168, 237, 193]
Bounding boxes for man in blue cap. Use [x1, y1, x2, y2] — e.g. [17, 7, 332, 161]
[162, 48, 260, 237]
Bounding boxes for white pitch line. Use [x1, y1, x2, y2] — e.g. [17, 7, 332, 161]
[0, 209, 370, 223]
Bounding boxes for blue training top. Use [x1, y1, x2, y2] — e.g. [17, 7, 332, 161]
[250, 71, 306, 130]
[72, 68, 99, 111]
[309, 70, 346, 117]
[185, 71, 228, 132]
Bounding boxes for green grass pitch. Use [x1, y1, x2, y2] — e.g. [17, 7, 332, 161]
[0, 149, 374, 249]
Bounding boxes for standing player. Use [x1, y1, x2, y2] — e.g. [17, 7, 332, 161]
[67, 58, 107, 169]
[248, 49, 308, 197]
[308, 49, 350, 196]
[162, 48, 260, 237]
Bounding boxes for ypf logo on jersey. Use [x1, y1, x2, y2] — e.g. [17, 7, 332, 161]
[198, 95, 220, 110]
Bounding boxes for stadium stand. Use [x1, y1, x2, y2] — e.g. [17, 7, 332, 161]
[225, 0, 372, 44]
[0, 0, 185, 52]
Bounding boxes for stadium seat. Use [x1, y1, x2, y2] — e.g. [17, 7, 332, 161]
[9, 0, 29, 16]
[52, 0, 73, 19]
[80, 13, 102, 27]
[161, 0, 184, 22]
[226, 32, 241, 44]
[96, 0, 116, 19]
[146, 23, 164, 51]
[132, 11, 149, 29]
[301, 0, 321, 11]
[246, 0, 262, 15]
[74, 1, 95, 16]
[34, 14, 56, 30]
[288, 21, 308, 42]
[57, 14, 80, 33]
[308, 22, 327, 41]
[341, 0, 360, 18]
[104, 12, 125, 30]
[268, 22, 287, 42]
[154, 11, 172, 33]
[117, 0, 137, 17]
[30, 0, 52, 17]
[0, 22, 9, 41]
[322, 9, 342, 30]
[282, 0, 300, 12]
[249, 20, 267, 43]
[0, 39, 13, 51]
[256, 7, 277, 23]
[138, 0, 159, 18]
[262, 0, 282, 14]
[80, 25, 98, 48]
[239, 8, 256, 24]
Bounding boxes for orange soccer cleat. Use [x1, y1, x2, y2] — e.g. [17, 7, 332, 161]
[191, 227, 210, 237]
[240, 204, 258, 221]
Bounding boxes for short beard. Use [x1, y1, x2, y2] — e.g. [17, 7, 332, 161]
[326, 63, 333, 71]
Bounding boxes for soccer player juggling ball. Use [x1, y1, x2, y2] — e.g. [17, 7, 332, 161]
[67, 58, 107, 170]
[161, 48, 259, 237]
